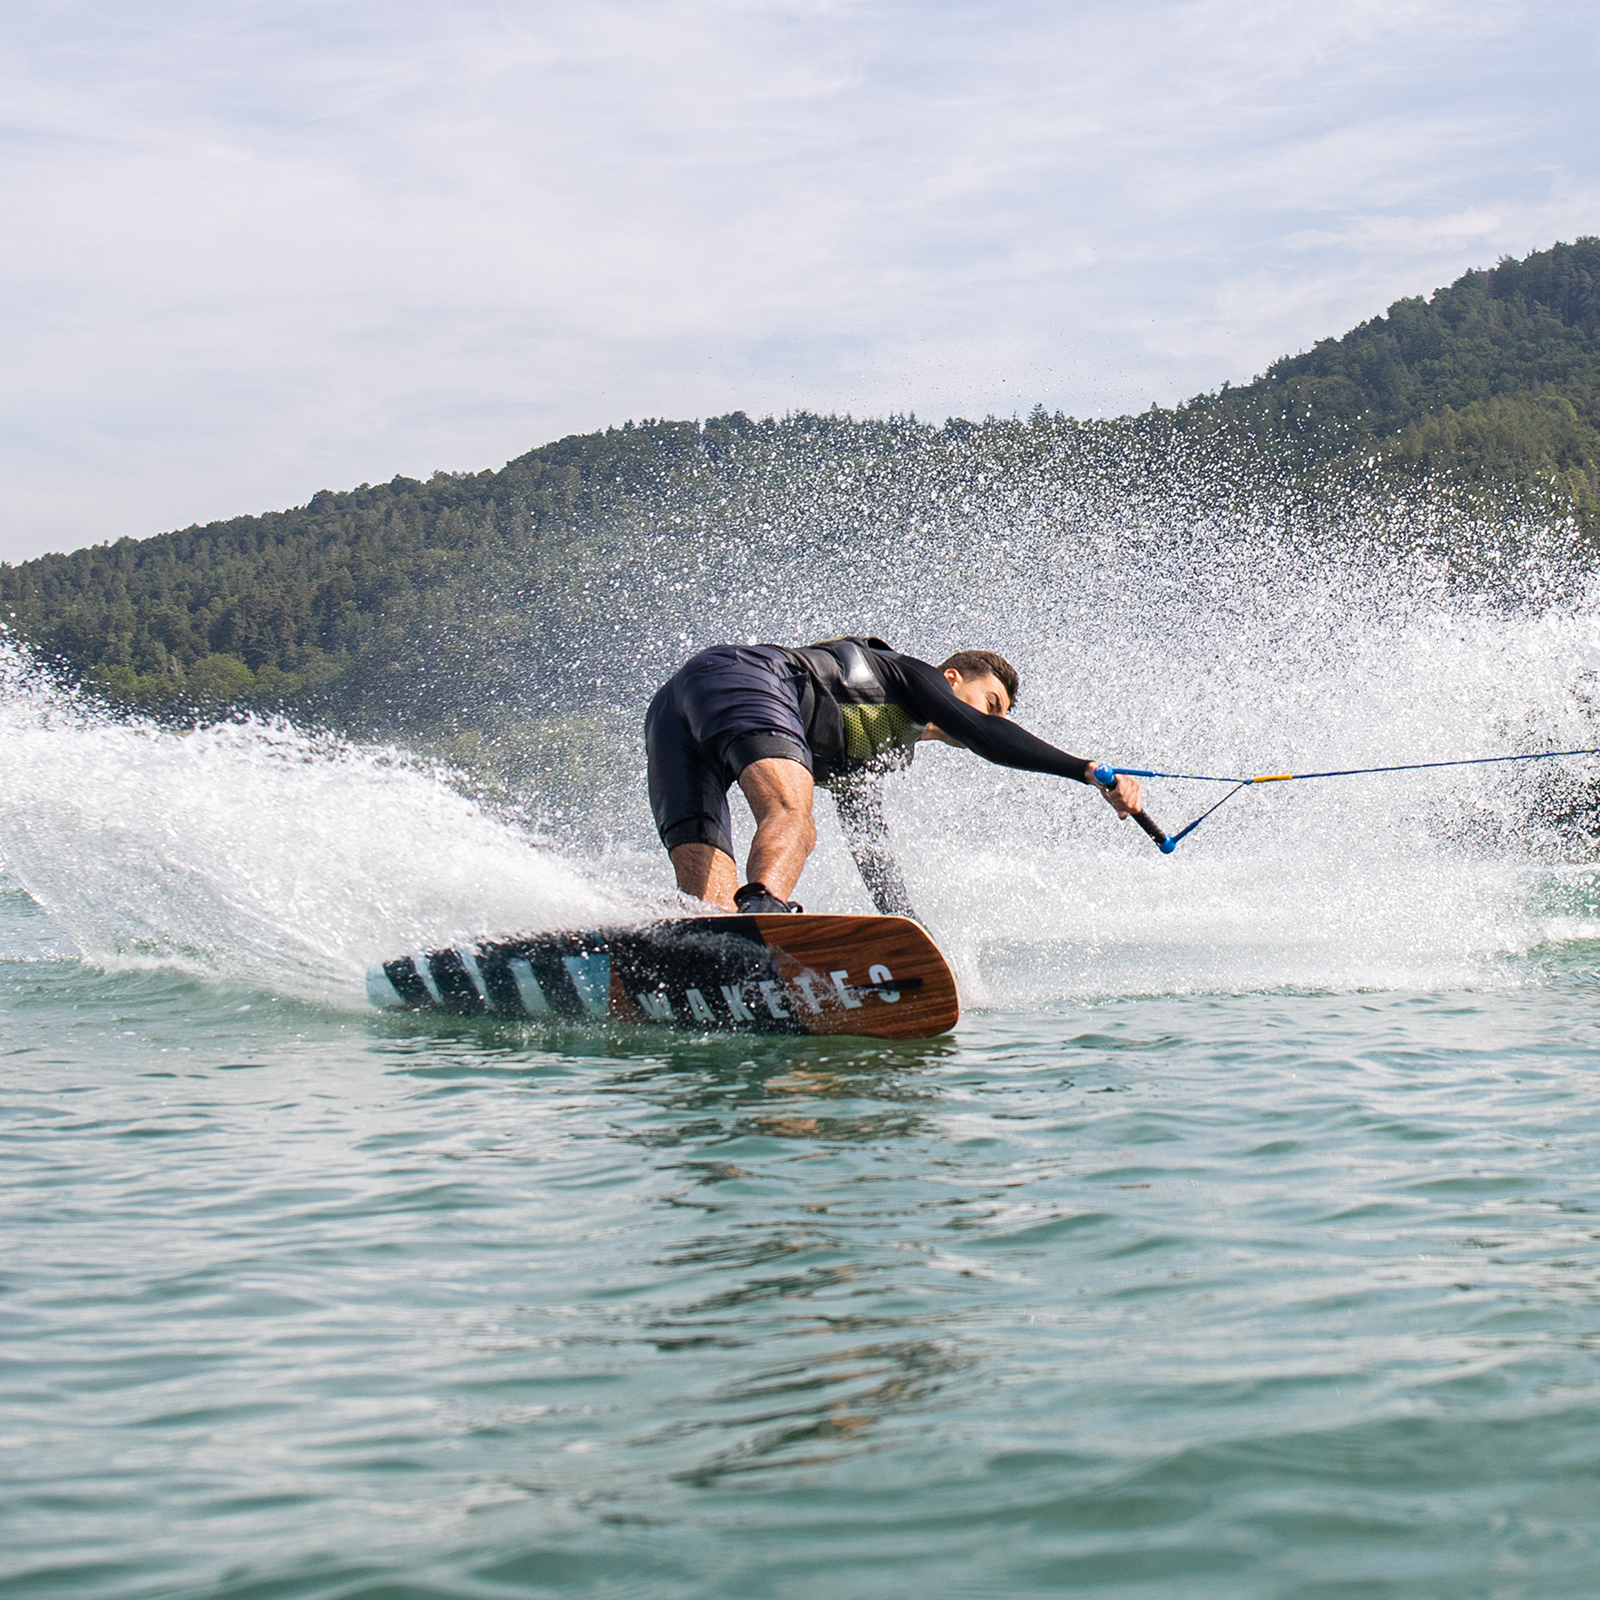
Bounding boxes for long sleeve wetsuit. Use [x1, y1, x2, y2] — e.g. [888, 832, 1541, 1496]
[777, 638, 1096, 918]
[830, 777, 919, 920]
[779, 637, 1095, 787]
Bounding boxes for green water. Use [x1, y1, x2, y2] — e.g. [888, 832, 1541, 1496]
[8, 912, 1600, 1599]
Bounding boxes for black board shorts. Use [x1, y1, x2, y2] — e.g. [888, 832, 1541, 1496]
[645, 645, 814, 856]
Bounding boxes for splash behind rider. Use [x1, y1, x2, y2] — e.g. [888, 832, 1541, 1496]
[644, 636, 1142, 919]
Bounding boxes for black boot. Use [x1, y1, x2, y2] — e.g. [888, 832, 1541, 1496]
[734, 882, 804, 914]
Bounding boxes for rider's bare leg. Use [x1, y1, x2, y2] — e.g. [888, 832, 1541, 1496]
[668, 843, 738, 910]
[737, 757, 817, 900]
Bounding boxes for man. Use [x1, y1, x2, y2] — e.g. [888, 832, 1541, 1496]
[644, 636, 1142, 918]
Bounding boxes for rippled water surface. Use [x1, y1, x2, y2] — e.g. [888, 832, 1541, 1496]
[8, 891, 1600, 1599]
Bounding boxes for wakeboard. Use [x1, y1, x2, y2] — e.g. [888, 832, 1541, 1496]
[367, 913, 959, 1039]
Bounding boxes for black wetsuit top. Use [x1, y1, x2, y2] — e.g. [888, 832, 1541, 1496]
[780, 637, 1096, 788]
[780, 638, 1096, 921]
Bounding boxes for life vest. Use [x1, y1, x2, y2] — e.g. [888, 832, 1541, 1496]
[780, 637, 921, 784]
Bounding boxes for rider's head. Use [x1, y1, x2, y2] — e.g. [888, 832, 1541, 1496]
[939, 650, 1017, 717]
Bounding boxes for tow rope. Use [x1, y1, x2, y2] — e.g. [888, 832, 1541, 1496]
[1092, 746, 1600, 853]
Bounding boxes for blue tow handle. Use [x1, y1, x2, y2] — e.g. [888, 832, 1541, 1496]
[1094, 766, 1176, 853]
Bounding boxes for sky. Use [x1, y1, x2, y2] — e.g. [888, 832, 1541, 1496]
[2, 0, 1598, 563]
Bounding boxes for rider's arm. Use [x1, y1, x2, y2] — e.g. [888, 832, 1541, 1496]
[832, 778, 921, 922]
[889, 655, 1097, 782]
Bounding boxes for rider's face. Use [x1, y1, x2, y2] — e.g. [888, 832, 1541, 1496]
[943, 669, 1012, 718]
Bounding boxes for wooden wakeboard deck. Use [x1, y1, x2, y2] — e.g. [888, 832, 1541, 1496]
[367, 913, 959, 1039]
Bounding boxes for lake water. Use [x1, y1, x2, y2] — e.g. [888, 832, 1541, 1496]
[7, 875, 1600, 1598]
[6, 613, 1600, 1598]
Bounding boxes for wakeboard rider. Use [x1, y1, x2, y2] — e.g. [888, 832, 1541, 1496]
[645, 637, 1142, 919]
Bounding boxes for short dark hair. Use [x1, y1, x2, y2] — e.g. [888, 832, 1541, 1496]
[939, 649, 1019, 707]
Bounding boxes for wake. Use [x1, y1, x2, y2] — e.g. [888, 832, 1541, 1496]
[0, 641, 641, 1007]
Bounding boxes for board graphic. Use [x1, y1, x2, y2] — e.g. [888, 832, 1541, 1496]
[367, 913, 960, 1039]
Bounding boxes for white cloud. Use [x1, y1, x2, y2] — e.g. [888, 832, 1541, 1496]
[1, 0, 1597, 559]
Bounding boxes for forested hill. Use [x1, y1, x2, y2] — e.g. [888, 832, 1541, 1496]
[1177, 236, 1600, 519]
[3, 237, 1599, 736]
[1, 412, 805, 714]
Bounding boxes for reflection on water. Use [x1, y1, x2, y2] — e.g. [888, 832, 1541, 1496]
[361, 999, 975, 1490]
[359, 1002, 984, 1494]
[668, 1332, 975, 1487]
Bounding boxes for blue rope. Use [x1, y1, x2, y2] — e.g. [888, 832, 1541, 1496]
[1102, 767, 1249, 783]
[1164, 782, 1253, 847]
[1100, 745, 1600, 851]
[1108, 746, 1600, 786]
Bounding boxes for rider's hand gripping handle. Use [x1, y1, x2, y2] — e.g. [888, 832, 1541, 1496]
[1093, 765, 1176, 854]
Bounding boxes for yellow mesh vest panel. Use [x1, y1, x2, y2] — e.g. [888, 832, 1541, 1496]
[838, 703, 919, 763]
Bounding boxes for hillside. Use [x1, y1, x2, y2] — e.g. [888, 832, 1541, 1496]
[1179, 236, 1600, 520]
[3, 237, 1598, 748]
